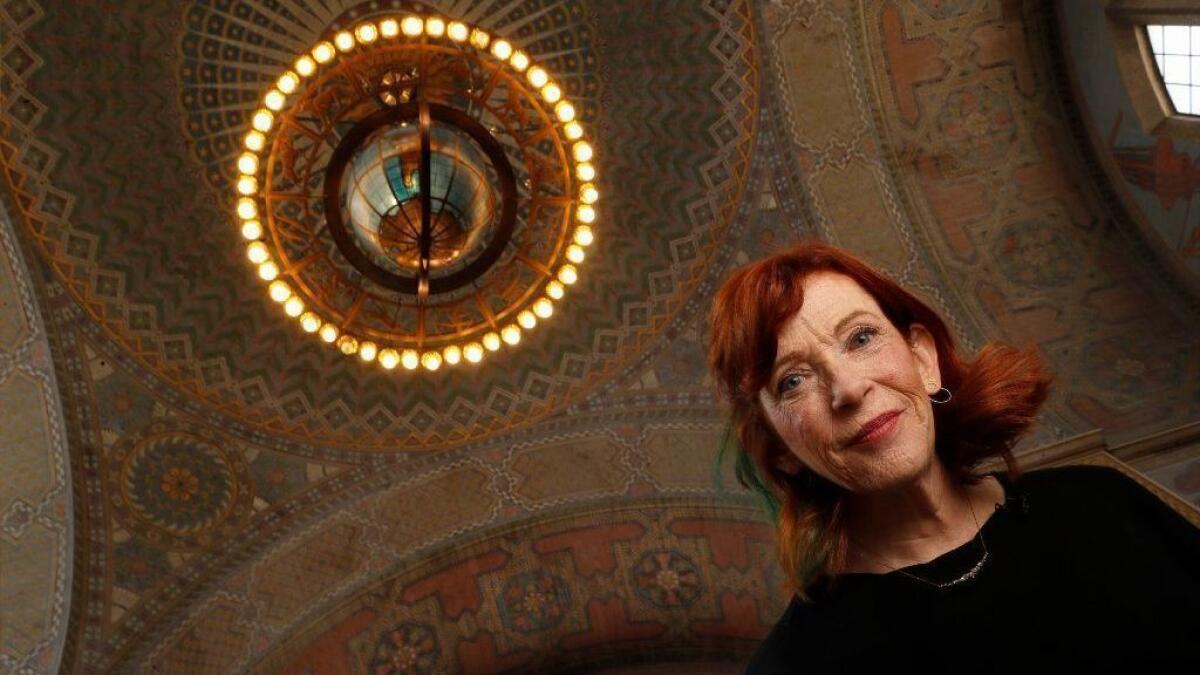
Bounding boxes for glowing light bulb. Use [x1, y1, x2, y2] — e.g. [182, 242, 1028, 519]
[577, 204, 596, 223]
[447, 21, 468, 42]
[425, 17, 446, 37]
[564, 121, 584, 140]
[517, 310, 537, 329]
[421, 351, 442, 371]
[379, 18, 399, 38]
[319, 323, 339, 343]
[558, 264, 578, 285]
[338, 335, 359, 355]
[257, 261, 279, 281]
[546, 280, 565, 300]
[482, 332, 501, 351]
[378, 348, 400, 369]
[244, 131, 266, 152]
[236, 176, 258, 196]
[264, 90, 285, 111]
[566, 244, 585, 263]
[464, 342, 484, 363]
[573, 225, 594, 246]
[580, 183, 599, 204]
[355, 22, 378, 43]
[501, 324, 521, 345]
[252, 109, 274, 132]
[268, 280, 291, 302]
[401, 349, 420, 370]
[491, 39, 512, 60]
[510, 50, 530, 71]
[541, 83, 562, 104]
[401, 15, 423, 36]
[300, 312, 321, 333]
[237, 153, 259, 175]
[533, 298, 553, 318]
[284, 296, 304, 317]
[576, 163, 595, 181]
[237, 198, 258, 220]
[469, 28, 490, 49]
[554, 101, 576, 122]
[443, 345, 461, 365]
[241, 220, 263, 240]
[359, 341, 378, 362]
[527, 66, 548, 88]
[312, 42, 336, 63]
[276, 72, 299, 94]
[572, 141, 593, 163]
[295, 55, 316, 77]
[334, 31, 355, 51]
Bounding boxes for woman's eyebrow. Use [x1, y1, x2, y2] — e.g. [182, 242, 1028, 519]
[832, 309, 875, 336]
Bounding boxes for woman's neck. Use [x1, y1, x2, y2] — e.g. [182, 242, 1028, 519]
[842, 460, 1003, 573]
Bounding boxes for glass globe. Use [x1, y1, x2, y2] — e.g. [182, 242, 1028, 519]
[339, 122, 500, 277]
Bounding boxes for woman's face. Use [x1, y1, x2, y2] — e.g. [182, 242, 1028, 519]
[757, 271, 941, 494]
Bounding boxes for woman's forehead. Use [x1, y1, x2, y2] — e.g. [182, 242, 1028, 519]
[783, 271, 883, 333]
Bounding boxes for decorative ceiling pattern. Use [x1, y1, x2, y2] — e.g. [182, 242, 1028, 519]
[0, 196, 72, 671]
[1, 0, 758, 451]
[0, 0, 771, 672]
[1, 0, 1199, 673]
[186, 500, 781, 674]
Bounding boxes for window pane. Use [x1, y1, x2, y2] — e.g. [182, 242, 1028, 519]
[1192, 86, 1200, 115]
[1165, 25, 1190, 54]
[1193, 56, 1200, 85]
[1165, 54, 1190, 84]
[1168, 83, 1191, 113]
[1158, 54, 1167, 76]
[1149, 24, 1165, 53]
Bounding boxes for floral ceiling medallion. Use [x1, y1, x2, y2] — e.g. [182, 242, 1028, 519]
[233, 14, 599, 371]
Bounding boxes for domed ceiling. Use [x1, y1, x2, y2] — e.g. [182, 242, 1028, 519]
[0, 0, 1198, 673]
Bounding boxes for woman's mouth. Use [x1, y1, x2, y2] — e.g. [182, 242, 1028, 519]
[848, 410, 901, 446]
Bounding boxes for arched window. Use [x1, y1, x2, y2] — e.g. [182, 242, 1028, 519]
[1107, 2, 1200, 138]
[1145, 24, 1200, 115]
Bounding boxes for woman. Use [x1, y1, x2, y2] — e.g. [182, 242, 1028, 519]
[707, 242, 1200, 673]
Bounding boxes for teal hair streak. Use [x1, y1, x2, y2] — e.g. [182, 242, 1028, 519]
[713, 421, 781, 523]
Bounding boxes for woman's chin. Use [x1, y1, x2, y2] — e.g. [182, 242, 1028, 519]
[839, 442, 933, 494]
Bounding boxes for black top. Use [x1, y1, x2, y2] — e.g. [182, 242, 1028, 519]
[746, 465, 1200, 674]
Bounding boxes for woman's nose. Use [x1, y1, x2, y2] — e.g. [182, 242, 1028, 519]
[827, 360, 869, 411]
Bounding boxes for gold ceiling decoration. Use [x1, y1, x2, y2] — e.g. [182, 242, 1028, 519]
[232, 14, 599, 371]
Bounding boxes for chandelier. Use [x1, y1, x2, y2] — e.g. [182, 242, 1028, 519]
[233, 14, 598, 371]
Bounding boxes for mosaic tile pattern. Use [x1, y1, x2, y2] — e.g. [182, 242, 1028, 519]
[0, 190, 72, 673]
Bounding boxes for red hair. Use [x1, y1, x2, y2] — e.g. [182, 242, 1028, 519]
[708, 242, 1051, 596]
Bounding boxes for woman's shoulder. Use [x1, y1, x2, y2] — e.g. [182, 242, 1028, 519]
[745, 593, 859, 674]
[1007, 463, 1193, 530]
[745, 598, 816, 675]
[1007, 463, 1144, 503]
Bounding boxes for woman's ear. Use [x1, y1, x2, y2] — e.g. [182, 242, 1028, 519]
[908, 323, 941, 395]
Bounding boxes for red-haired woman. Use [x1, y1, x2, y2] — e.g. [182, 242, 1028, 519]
[708, 242, 1200, 673]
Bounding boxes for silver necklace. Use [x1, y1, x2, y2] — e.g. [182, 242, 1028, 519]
[863, 499, 989, 590]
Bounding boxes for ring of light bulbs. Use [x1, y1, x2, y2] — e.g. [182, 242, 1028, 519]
[235, 15, 598, 372]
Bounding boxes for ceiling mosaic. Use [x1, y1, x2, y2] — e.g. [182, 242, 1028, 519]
[2, 0, 1200, 673]
[2, 0, 759, 451]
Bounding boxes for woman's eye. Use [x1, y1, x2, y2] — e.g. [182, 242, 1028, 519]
[777, 373, 804, 395]
[850, 326, 878, 348]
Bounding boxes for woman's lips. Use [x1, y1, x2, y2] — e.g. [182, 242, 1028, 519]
[848, 411, 901, 446]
